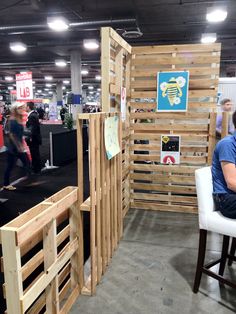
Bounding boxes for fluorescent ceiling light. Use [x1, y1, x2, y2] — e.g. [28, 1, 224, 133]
[95, 75, 101, 80]
[37, 89, 42, 93]
[89, 91, 94, 94]
[5, 76, 13, 81]
[32, 81, 35, 84]
[45, 76, 53, 81]
[55, 59, 67, 67]
[49, 91, 53, 94]
[97, 88, 101, 91]
[63, 80, 70, 84]
[83, 39, 99, 50]
[46, 83, 52, 87]
[44, 88, 49, 91]
[81, 69, 88, 75]
[8, 86, 14, 90]
[10, 42, 27, 53]
[62, 86, 66, 90]
[88, 86, 94, 90]
[47, 16, 69, 31]
[201, 33, 217, 44]
[206, 7, 227, 23]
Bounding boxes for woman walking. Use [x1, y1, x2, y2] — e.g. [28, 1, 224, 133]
[2, 102, 30, 190]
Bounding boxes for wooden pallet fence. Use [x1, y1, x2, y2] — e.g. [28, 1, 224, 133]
[102, 27, 222, 214]
[129, 42, 221, 213]
[0, 186, 83, 314]
[101, 27, 131, 218]
[77, 112, 122, 295]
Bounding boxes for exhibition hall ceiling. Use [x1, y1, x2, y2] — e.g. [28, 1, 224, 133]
[0, 0, 235, 90]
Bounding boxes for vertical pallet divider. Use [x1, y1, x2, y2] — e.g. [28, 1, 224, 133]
[89, 115, 97, 294]
[117, 112, 123, 238]
[105, 115, 112, 262]
[208, 112, 217, 165]
[95, 114, 102, 282]
[76, 116, 84, 290]
[100, 113, 107, 272]
[221, 111, 229, 139]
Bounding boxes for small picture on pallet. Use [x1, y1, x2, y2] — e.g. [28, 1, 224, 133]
[157, 71, 189, 112]
[161, 135, 181, 164]
[104, 115, 121, 160]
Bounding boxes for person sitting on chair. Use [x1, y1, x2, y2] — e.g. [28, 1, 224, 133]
[212, 110, 236, 218]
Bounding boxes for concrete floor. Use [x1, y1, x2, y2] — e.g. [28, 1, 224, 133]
[70, 209, 236, 314]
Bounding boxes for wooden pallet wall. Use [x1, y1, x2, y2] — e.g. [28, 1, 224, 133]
[130, 43, 221, 213]
[101, 27, 131, 217]
[77, 112, 122, 295]
[0, 187, 83, 314]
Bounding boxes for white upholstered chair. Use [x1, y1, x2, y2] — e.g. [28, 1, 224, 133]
[193, 166, 236, 293]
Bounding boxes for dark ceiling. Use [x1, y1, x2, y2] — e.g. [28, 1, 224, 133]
[0, 0, 235, 96]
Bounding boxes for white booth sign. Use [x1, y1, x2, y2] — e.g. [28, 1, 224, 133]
[16, 72, 33, 100]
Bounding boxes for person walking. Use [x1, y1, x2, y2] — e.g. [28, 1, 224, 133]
[26, 102, 42, 174]
[216, 98, 234, 138]
[2, 102, 30, 190]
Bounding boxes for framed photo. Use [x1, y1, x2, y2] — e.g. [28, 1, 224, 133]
[157, 71, 189, 112]
[160, 135, 181, 164]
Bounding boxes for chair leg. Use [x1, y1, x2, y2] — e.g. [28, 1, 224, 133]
[219, 235, 230, 276]
[193, 229, 207, 293]
[228, 237, 236, 266]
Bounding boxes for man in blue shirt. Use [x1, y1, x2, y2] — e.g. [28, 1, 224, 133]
[212, 110, 236, 218]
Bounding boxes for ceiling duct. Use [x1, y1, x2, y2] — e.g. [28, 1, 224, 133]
[122, 27, 143, 39]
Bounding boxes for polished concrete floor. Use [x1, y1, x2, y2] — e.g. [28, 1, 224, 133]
[70, 209, 236, 314]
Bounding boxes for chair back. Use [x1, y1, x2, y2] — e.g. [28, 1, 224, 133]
[195, 166, 214, 229]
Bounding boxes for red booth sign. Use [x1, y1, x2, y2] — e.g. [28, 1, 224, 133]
[16, 72, 33, 100]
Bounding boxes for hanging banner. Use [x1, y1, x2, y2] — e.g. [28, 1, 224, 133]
[157, 71, 189, 112]
[16, 72, 33, 100]
[120, 87, 126, 121]
[104, 116, 120, 160]
[161, 135, 181, 164]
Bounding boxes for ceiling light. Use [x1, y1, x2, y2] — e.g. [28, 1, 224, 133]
[95, 75, 101, 80]
[62, 86, 66, 90]
[83, 39, 99, 50]
[49, 91, 53, 94]
[45, 76, 53, 81]
[8, 86, 14, 90]
[89, 91, 94, 94]
[88, 86, 94, 90]
[201, 33, 217, 44]
[55, 59, 67, 67]
[97, 88, 101, 91]
[10, 42, 27, 53]
[5, 76, 13, 81]
[44, 88, 49, 91]
[206, 7, 227, 23]
[47, 16, 69, 32]
[81, 69, 88, 75]
[32, 81, 35, 84]
[46, 83, 52, 87]
[63, 80, 70, 84]
[37, 89, 42, 93]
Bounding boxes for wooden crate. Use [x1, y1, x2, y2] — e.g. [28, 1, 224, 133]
[1, 186, 83, 314]
[77, 112, 122, 295]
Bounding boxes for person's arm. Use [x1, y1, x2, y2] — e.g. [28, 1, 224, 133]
[221, 161, 236, 192]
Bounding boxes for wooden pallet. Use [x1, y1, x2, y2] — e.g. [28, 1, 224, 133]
[77, 112, 123, 295]
[0, 186, 83, 314]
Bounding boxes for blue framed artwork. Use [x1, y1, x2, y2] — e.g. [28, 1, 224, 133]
[157, 71, 189, 111]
